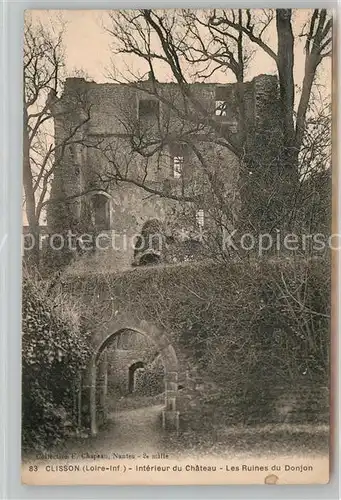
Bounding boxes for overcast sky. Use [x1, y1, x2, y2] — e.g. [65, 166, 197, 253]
[29, 9, 331, 89]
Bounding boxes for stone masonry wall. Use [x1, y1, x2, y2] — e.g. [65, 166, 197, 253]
[49, 75, 281, 270]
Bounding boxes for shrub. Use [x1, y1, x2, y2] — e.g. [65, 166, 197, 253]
[22, 271, 91, 451]
[135, 355, 165, 396]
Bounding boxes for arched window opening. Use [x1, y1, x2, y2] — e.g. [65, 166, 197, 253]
[91, 193, 111, 230]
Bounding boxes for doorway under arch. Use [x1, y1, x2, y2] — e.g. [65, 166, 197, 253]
[128, 361, 145, 393]
[90, 327, 179, 435]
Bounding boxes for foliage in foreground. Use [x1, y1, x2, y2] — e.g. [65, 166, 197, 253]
[22, 273, 91, 451]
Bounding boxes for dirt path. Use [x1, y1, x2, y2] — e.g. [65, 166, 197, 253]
[85, 403, 164, 455]
[24, 407, 329, 462]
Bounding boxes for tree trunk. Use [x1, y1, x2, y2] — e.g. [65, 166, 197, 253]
[276, 9, 295, 150]
[23, 107, 40, 265]
[236, 10, 246, 145]
[274, 10, 300, 231]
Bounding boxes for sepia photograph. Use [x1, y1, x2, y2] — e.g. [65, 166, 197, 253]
[21, 8, 332, 485]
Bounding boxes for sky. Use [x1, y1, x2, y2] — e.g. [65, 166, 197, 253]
[28, 9, 331, 87]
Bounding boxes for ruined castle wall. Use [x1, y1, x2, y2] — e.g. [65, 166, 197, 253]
[63, 257, 329, 430]
[49, 75, 280, 266]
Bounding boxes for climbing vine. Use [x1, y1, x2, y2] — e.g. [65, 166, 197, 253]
[22, 273, 92, 451]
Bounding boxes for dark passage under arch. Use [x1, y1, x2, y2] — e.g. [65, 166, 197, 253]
[90, 325, 179, 435]
[128, 361, 145, 393]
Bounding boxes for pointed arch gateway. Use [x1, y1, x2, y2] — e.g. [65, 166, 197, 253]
[89, 323, 179, 435]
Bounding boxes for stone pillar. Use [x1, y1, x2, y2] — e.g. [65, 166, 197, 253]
[163, 371, 179, 433]
[99, 351, 108, 407]
[90, 361, 98, 436]
[95, 354, 108, 428]
[77, 373, 82, 428]
[162, 410, 180, 434]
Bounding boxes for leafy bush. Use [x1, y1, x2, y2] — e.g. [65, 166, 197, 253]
[135, 355, 165, 396]
[22, 272, 91, 451]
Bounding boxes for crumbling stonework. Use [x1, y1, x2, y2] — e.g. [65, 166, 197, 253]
[49, 74, 281, 270]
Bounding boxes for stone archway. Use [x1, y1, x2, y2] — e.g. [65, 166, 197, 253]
[90, 326, 179, 436]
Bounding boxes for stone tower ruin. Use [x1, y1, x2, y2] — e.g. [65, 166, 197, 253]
[48, 74, 280, 270]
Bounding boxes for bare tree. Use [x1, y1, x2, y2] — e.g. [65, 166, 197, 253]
[215, 9, 332, 164]
[23, 16, 91, 264]
[297, 91, 331, 237]
[178, 8, 256, 144]
[104, 8, 332, 235]
[83, 83, 241, 263]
